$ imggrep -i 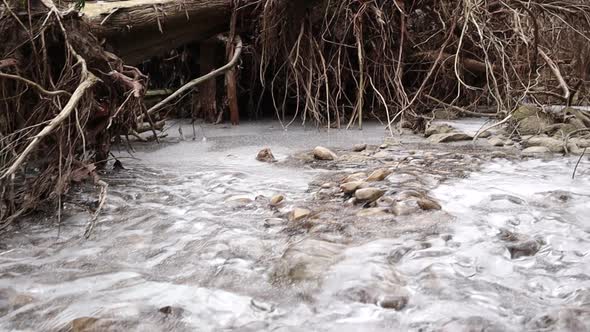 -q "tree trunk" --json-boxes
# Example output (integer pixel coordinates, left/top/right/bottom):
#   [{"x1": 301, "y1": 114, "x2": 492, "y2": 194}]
[
  {"x1": 86, "y1": 0, "x2": 232, "y2": 64},
  {"x1": 198, "y1": 41, "x2": 218, "y2": 122}
]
